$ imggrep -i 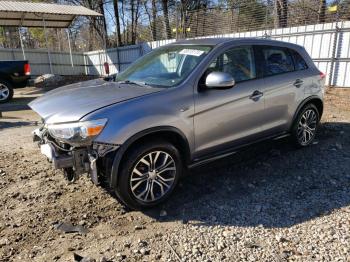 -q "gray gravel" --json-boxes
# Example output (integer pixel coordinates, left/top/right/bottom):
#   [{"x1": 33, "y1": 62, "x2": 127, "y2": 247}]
[{"x1": 0, "y1": 88, "x2": 349, "y2": 261}]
